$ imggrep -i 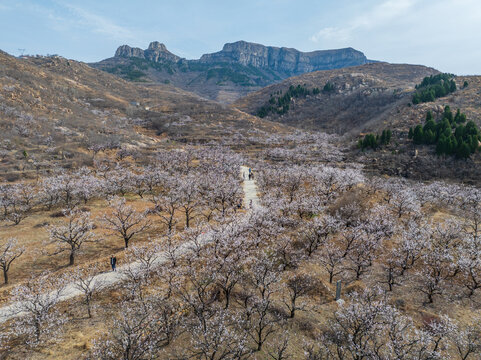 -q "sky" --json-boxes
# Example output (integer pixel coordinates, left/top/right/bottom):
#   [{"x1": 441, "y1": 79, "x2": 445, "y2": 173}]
[{"x1": 0, "y1": 0, "x2": 480, "y2": 74}]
